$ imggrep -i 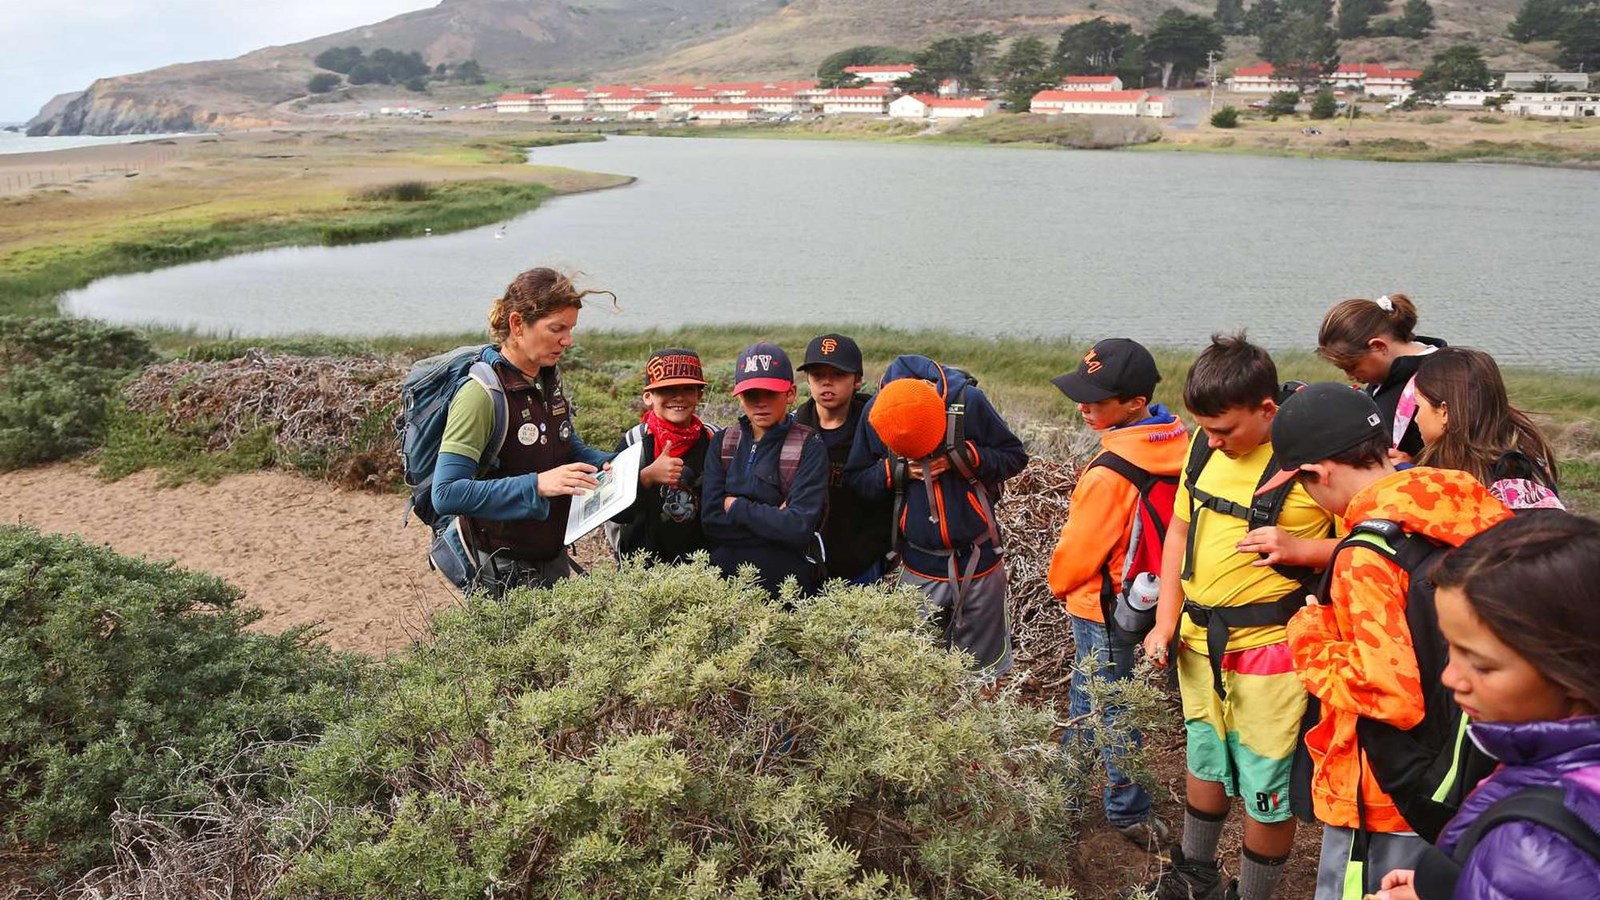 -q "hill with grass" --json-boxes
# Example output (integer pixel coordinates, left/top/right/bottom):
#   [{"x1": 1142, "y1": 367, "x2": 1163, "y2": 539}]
[{"x1": 28, "y1": 0, "x2": 1547, "y2": 135}]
